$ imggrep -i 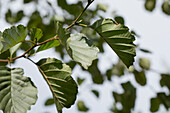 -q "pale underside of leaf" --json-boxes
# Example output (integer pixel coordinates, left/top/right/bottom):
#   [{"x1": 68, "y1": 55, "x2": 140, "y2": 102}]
[
  {"x1": 36, "y1": 58, "x2": 78, "y2": 113},
  {"x1": 0, "y1": 66, "x2": 38, "y2": 113},
  {"x1": 91, "y1": 19, "x2": 136, "y2": 67}
]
